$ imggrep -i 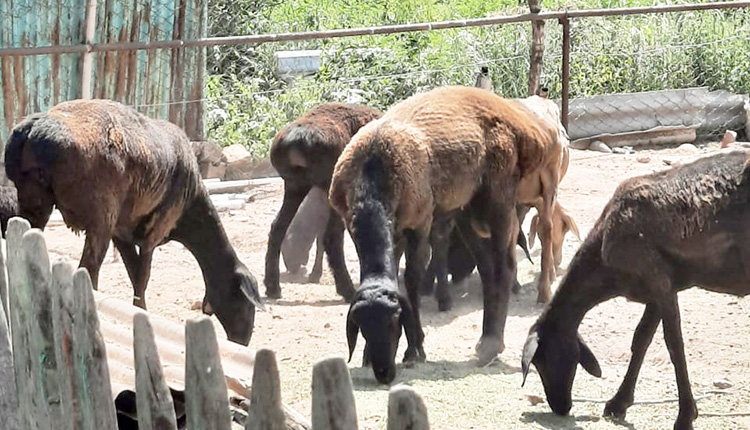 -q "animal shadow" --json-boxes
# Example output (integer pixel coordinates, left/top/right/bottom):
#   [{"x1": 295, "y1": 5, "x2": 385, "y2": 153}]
[{"x1": 521, "y1": 411, "x2": 636, "y2": 430}]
